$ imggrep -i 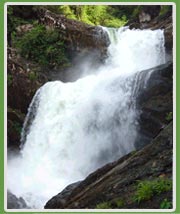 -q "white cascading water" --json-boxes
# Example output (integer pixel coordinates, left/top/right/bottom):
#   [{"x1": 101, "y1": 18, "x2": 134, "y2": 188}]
[{"x1": 7, "y1": 27, "x2": 166, "y2": 209}]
